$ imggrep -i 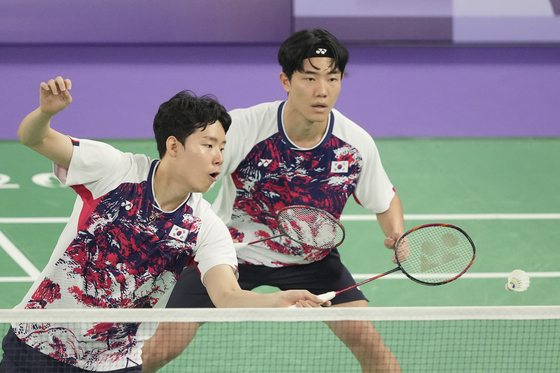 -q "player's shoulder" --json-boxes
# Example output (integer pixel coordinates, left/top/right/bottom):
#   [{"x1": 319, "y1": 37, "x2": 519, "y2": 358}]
[
  {"x1": 229, "y1": 101, "x2": 282, "y2": 121},
  {"x1": 72, "y1": 138, "x2": 153, "y2": 174},
  {"x1": 331, "y1": 108, "x2": 376, "y2": 146},
  {"x1": 186, "y1": 193, "x2": 216, "y2": 220},
  {"x1": 187, "y1": 192, "x2": 210, "y2": 209},
  {"x1": 78, "y1": 138, "x2": 152, "y2": 160},
  {"x1": 227, "y1": 101, "x2": 283, "y2": 141}
]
